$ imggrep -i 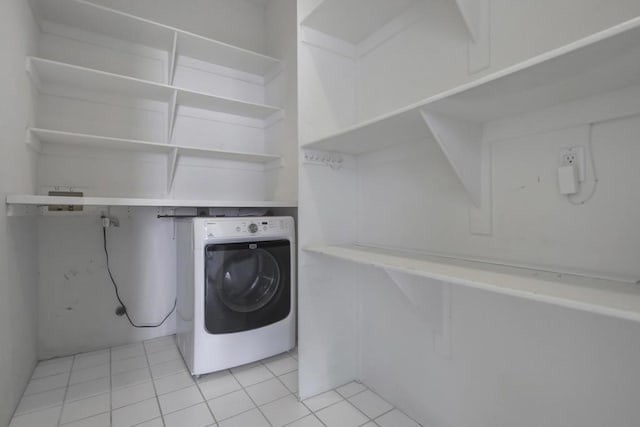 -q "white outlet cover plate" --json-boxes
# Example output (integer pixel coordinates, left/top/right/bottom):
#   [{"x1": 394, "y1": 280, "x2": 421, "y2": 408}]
[{"x1": 559, "y1": 146, "x2": 585, "y2": 181}]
